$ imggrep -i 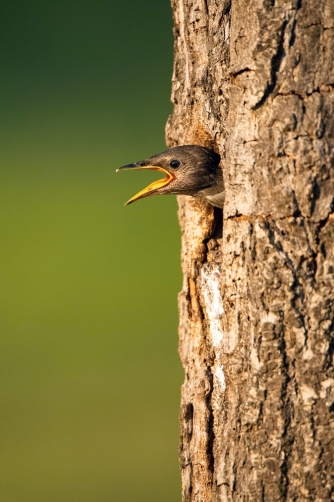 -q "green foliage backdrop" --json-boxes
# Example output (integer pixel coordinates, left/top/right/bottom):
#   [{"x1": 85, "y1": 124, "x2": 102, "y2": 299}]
[{"x1": 0, "y1": 1, "x2": 182, "y2": 501}]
